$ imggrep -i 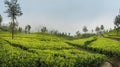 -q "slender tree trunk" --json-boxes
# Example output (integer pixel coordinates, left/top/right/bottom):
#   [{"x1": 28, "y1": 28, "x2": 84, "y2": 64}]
[{"x1": 12, "y1": 18, "x2": 15, "y2": 39}]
